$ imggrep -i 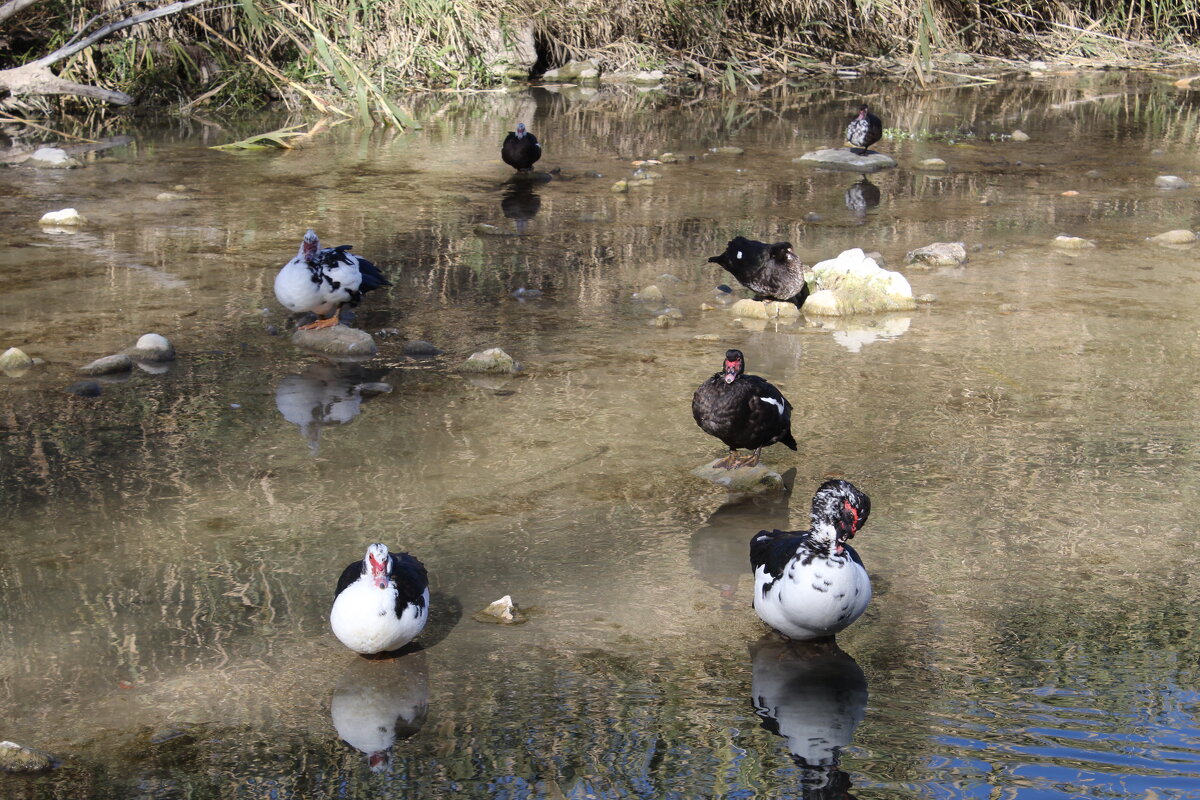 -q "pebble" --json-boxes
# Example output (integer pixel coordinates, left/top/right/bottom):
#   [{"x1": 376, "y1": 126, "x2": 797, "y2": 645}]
[
  {"x1": 905, "y1": 242, "x2": 968, "y2": 267},
  {"x1": 29, "y1": 148, "x2": 79, "y2": 169},
  {"x1": 1051, "y1": 235, "x2": 1095, "y2": 249},
  {"x1": 39, "y1": 208, "x2": 87, "y2": 226},
  {"x1": 65, "y1": 381, "x2": 102, "y2": 397},
  {"x1": 709, "y1": 146, "x2": 744, "y2": 155},
  {"x1": 634, "y1": 285, "x2": 665, "y2": 303},
  {"x1": 1011, "y1": 130, "x2": 1030, "y2": 142},
  {"x1": 155, "y1": 192, "x2": 191, "y2": 202},
  {"x1": 125, "y1": 333, "x2": 175, "y2": 362},
  {"x1": 0, "y1": 741, "x2": 56, "y2": 772},
  {"x1": 472, "y1": 595, "x2": 528, "y2": 624},
  {"x1": 916, "y1": 158, "x2": 948, "y2": 171},
  {"x1": 402, "y1": 340, "x2": 444, "y2": 356},
  {"x1": 1148, "y1": 229, "x2": 1197, "y2": 245},
  {"x1": 78, "y1": 354, "x2": 133, "y2": 376},
  {"x1": 610, "y1": 180, "x2": 629, "y2": 193},
  {"x1": 511, "y1": 287, "x2": 543, "y2": 300},
  {"x1": 458, "y1": 347, "x2": 520, "y2": 374},
  {"x1": 0, "y1": 347, "x2": 34, "y2": 376},
  {"x1": 1155, "y1": 175, "x2": 1190, "y2": 190},
  {"x1": 291, "y1": 326, "x2": 377, "y2": 357}
]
